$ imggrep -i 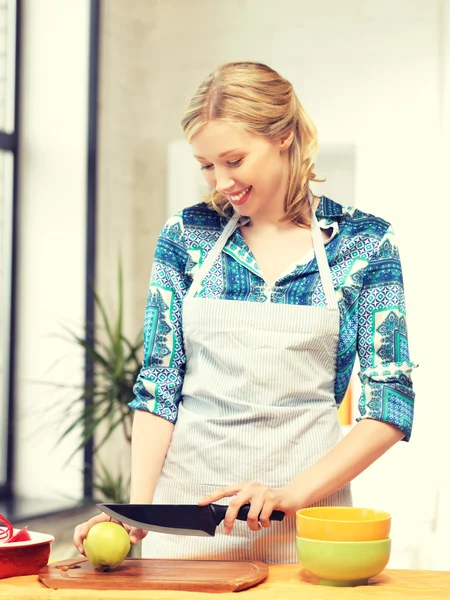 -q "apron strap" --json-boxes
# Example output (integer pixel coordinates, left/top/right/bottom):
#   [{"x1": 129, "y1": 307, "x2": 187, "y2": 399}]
[
  {"x1": 309, "y1": 192, "x2": 338, "y2": 310},
  {"x1": 186, "y1": 212, "x2": 240, "y2": 300},
  {"x1": 186, "y1": 193, "x2": 337, "y2": 310}
]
